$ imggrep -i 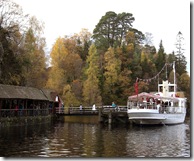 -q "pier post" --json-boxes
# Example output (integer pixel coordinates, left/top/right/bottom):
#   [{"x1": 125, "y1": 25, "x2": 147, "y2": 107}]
[
  {"x1": 98, "y1": 107, "x2": 103, "y2": 122},
  {"x1": 108, "y1": 110, "x2": 112, "y2": 124}
]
